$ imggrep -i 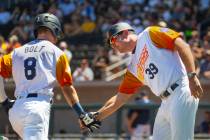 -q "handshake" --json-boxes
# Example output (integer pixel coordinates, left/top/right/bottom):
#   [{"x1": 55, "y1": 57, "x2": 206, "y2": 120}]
[{"x1": 79, "y1": 112, "x2": 101, "y2": 133}]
